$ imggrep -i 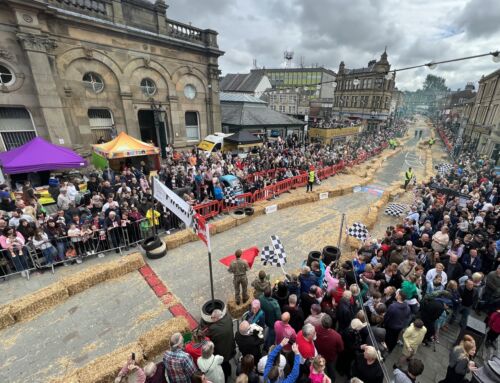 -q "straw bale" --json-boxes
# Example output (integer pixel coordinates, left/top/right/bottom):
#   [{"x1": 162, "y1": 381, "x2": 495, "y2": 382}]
[
  {"x1": 165, "y1": 230, "x2": 193, "y2": 250},
  {"x1": 328, "y1": 188, "x2": 342, "y2": 198},
  {"x1": 277, "y1": 199, "x2": 296, "y2": 210},
  {"x1": 365, "y1": 208, "x2": 379, "y2": 229},
  {"x1": 61, "y1": 263, "x2": 111, "y2": 296},
  {"x1": 138, "y1": 317, "x2": 190, "y2": 360},
  {"x1": 340, "y1": 185, "x2": 355, "y2": 195},
  {"x1": 0, "y1": 305, "x2": 14, "y2": 330},
  {"x1": 235, "y1": 214, "x2": 252, "y2": 226},
  {"x1": 104, "y1": 252, "x2": 145, "y2": 279},
  {"x1": 76, "y1": 342, "x2": 144, "y2": 383},
  {"x1": 213, "y1": 216, "x2": 237, "y2": 233},
  {"x1": 346, "y1": 236, "x2": 362, "y2": 250},
  {"x1": 9, "y1": 282, "x2": 69, "y2": 322},
  {"x1": 227, "y1": 291, "x2": 253, "y2": 319},
  {"x1": 253, "y1": 205, "x2": 266, "y2": 216},
  {"x1": 49, "y1": 371, "x2": 80, "y2": 383}
]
